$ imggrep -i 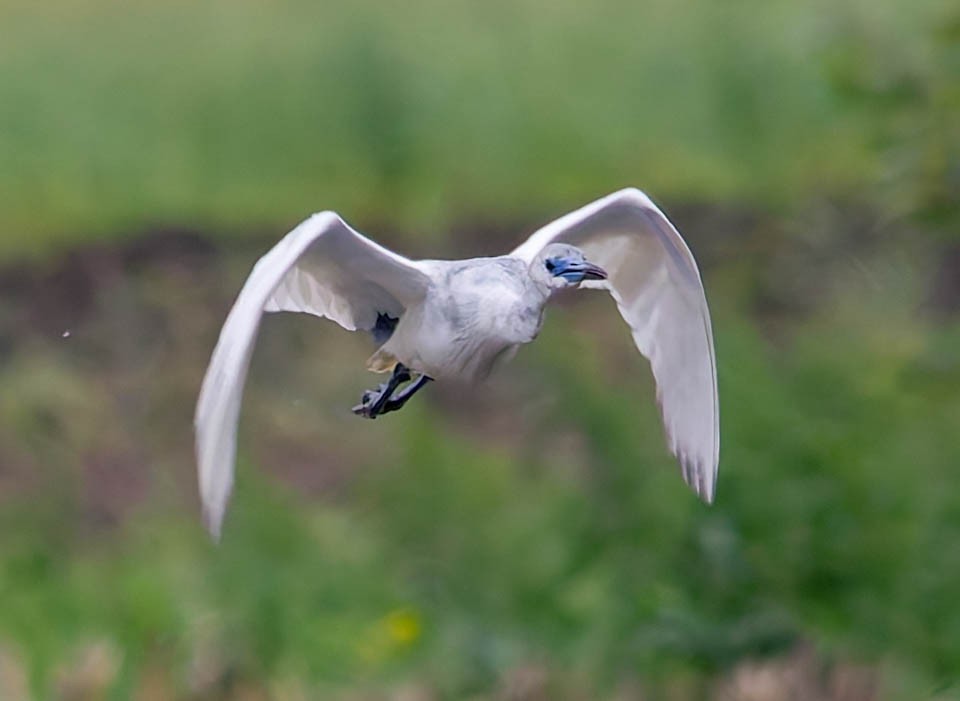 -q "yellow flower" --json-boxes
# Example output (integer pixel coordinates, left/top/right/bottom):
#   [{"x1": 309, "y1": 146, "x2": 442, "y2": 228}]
[
  {"x1": 384, "y1": 608, "x2": 422, "y2": 646},
  {"x1": 356, "y1": 607, "x2": 424, "y2": 666}
]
